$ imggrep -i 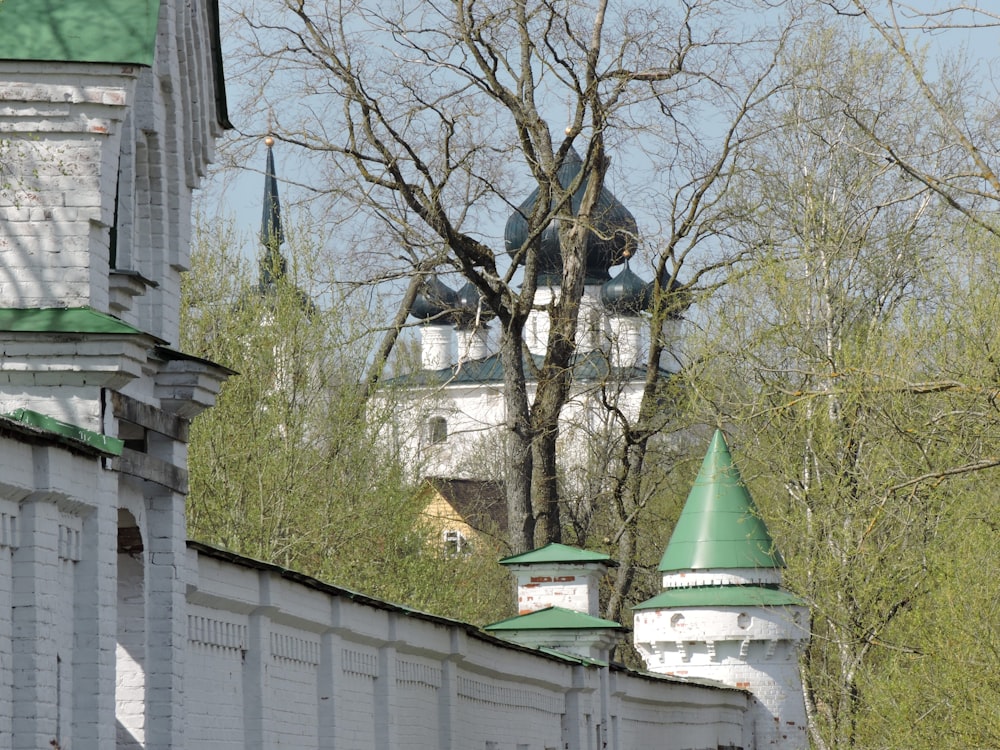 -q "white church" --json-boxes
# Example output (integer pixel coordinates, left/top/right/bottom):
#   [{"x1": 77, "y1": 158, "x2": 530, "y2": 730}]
[
  {"x1": 0, "y1": 1, "x2": 811, "y2": 748},
  {"x1": 387, "y1": 152, "x2": 684, "y2": 482}
]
